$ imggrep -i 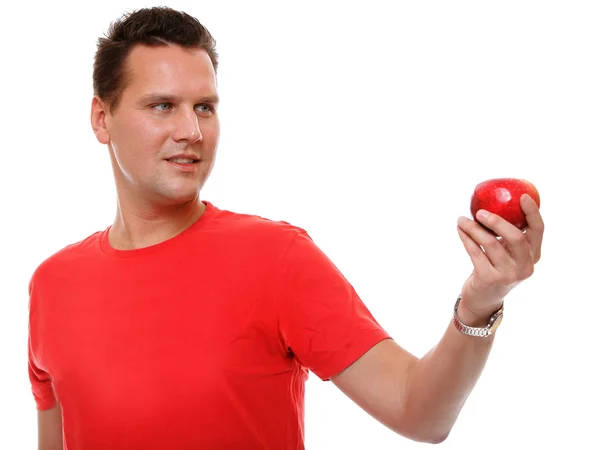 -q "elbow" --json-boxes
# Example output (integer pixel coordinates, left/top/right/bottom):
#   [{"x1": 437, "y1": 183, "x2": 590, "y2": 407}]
[
  {"x1": 390, "y1": 416, "x2": 452, "y2": 444},
  {"x1": 411, "y1": 429, "x2": 450, "y2": 445},
  {"x1": 392, "y1": 396, "x2": 454, "y2": 444},
  {"x1": 428, "y1": 431, "x2": 450, "y2": 444},
  {"x1": 401, "y1": 430, "x2": 450, "y2": 445}
]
